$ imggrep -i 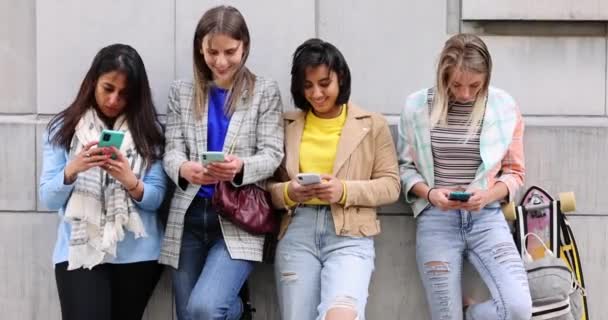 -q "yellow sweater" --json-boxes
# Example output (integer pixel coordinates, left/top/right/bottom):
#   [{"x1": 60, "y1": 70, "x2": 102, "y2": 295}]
[{"x1": 284, "y1": 106, "x2": 347, "y2": 206}]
